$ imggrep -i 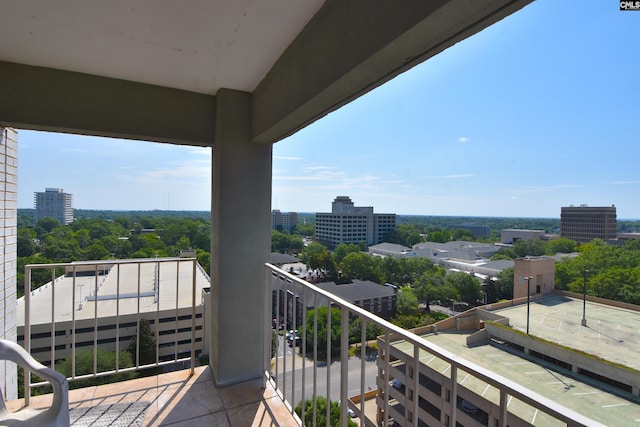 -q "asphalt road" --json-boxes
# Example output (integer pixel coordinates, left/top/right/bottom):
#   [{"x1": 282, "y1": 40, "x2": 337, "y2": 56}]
[{"x1": 273, "y1": 336, "x2": 379, "y2": 405}]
